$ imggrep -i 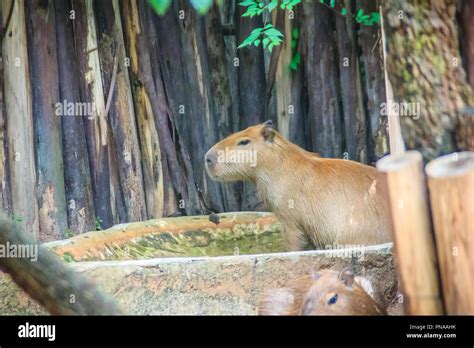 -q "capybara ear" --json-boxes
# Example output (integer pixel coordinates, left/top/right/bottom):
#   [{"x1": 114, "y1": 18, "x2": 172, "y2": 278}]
[
  {"x1": 301, "y1": 298, "x2": 315, "y2": 315},
  {"x1": 310, "y1": 270, "x2": 321, "y2": 281},
  {"x1": 261, "y1": 120, "x2": 275, "y2": 142},
  {"x1": 262, "y1": 120, "x2": 273, "y2": 127},
  {"x1": 338, "y1": 267, "x2": 355, "y2": 287}
]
